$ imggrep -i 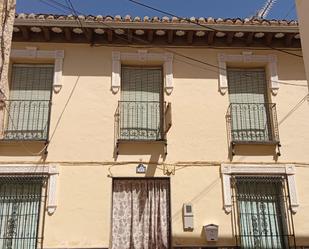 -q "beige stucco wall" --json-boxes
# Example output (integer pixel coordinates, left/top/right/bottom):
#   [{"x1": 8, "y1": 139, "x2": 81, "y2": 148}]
[
  {"x1": 4, "y1": 42, "x2": 309, "y2": 248},
  {"x1": 296, "y1": 0, "x2": 309, "y2": 91}
]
